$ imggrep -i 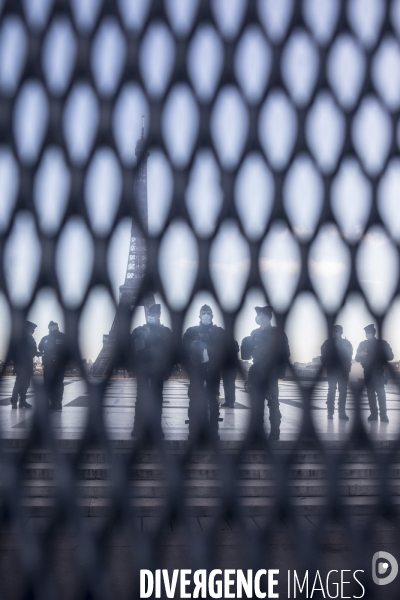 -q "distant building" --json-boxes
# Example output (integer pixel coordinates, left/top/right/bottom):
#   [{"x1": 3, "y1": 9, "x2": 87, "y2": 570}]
[
  {"x1": 1, "y1": 360, "x2": 14, "y2": 376},
  {"x1": 293, "y1": 358, "x2": 322, "y2": 379},
  {"x1": 33, "y1": 357, "x2": 43, "y2": 375},
  {"x1": 239, "y1": 360, "x2": 251, "y2": 373},
  {"x1": 65, "y1": 361, "x2": 83, "y2": 377}
]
